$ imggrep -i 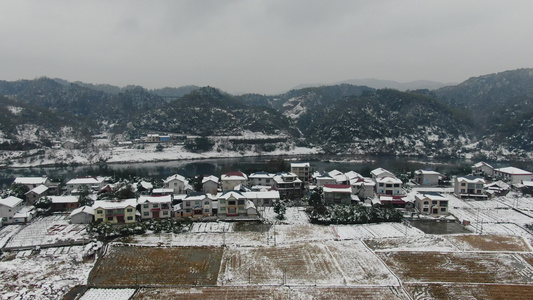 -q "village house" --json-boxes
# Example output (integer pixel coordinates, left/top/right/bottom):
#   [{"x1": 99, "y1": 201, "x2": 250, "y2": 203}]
[
  {"x1": 0, "y1": 196, "x2": 25, "y2": 224},
  {"x1": 13, "y1": 176, "x2": 52, "y2": 190},
  {"x1": 69, "y1": 206, "x2": 94, "y2": 224},
  {"x1": 93, "y1": 199, "x2": 137, "y2": 224},
  {"x1": 152, "y1": 188, "x2": 174, "y2": 196},
  {"x1": 350, "y1": 177, "x2": 375, "y2": 199},
  {"x1": 312, "y1": 171, "x2": 337, "y2": 187},
  {"x1": 220, "y1": 171, "x2": 248, "y2": 191},
  {"x1": 138, "y1": 195, "x2": 173, "y2": 220},
  {"x1": 66, "y1": 177, "x2": 107, "y2": 194},
  {"x1": 25, "y1": 185, "x2": 49, "y2": 205},
  {"x1": 176, "y1": 193, "x2": 214, "y2": 218},
  {"x1": 217, "y1": 190, "x2": 258, "y2": 218},
  {"x1": 415, "y1": 192, "x2": 449, "y2": 215},
  {"x1": 248, "y1": 172, "x2": 275, "y2": 187},
  {"x1": 12, "y1": 206, "x2": 35, "y2": 224},
  {"x1": 242, "y1": 190, "x2": 280, "y2": 207},
  {"x1": 328, "y1": 170, "x2": 350, "y2": 185},
  {"x1": 322, "y1": 184, "x2": 358, "y2": 205},
  {"x1": 454, "y1": 176, "x2": 487, "y2": 199},
  {"x1": 273, "y1": 172, "x2": 303, "y2": 199},
  {"x1": 201, "y1": 175, "x2": 219, "y2": 195},
  {"x1": 370, "y1": 168, "x2": 395, "y2": 180},
  {"x1": 492, "y1": 167, "x2": 533, "y2": 184},
  {"x1": 472, "y1": 161, "x2": 494, "y2": 177},
  {"x1": 414, "y1": 170, "x2": 442, "y2": 186},
  {"x1": 163, "y1": 174, "x2": 188, "y2": 194},
  {"x1": 375, "y1": 176, "x2": 403, "y2": 196},
  {"x1": 290, "y1": 162, "x2": 310, "y2": 184},
  {"x1": 49, "y1": 195, "x2": 80, "y2": 212}
]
